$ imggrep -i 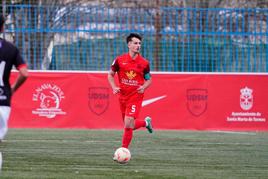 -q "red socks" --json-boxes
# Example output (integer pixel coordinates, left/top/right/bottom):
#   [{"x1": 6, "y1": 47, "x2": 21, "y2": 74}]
[
  {"x1": 121, "y1": 120, "x2": 146, "y2": 148},
  {"x1": 122, "y1": 128, "x2": 133, "y2": 148},
  {"x1": 134, "y1": 120, "x2": 146, "y2": 130}
]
